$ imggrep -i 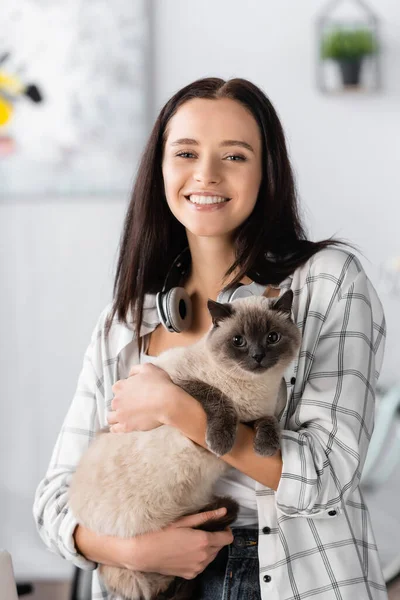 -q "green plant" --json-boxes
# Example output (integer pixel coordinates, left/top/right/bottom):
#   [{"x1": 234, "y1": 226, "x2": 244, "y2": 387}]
[{"x1": 321, "y1": 28, "x2": 377, "y2": 61}]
